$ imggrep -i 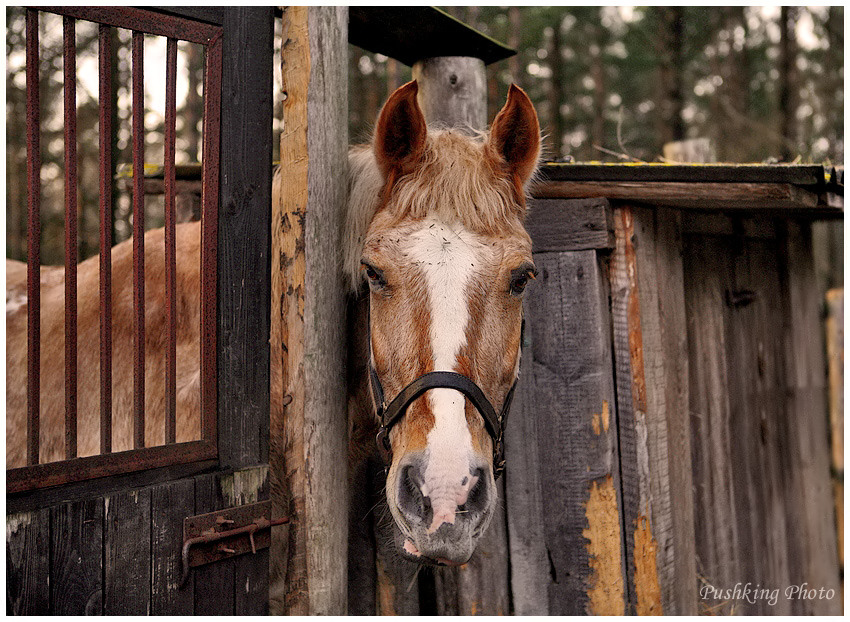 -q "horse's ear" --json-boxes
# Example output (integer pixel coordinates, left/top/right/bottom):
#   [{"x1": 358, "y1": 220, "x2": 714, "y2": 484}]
[
  {"x1": 373, "y1": 81, "x2": 427, "y2": 179},
  {"x1": 487, "y1": 84, "x2": 540, "y2": 186}
]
